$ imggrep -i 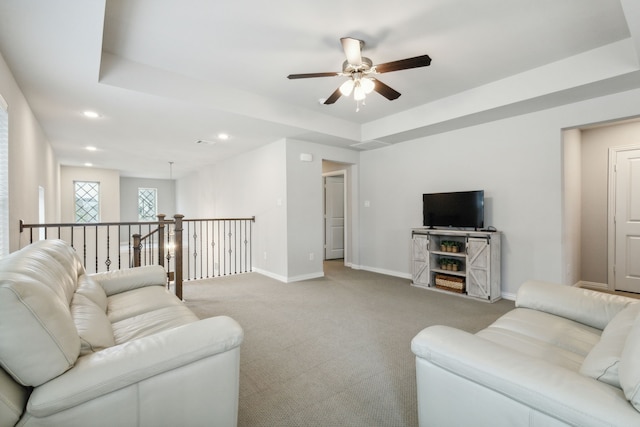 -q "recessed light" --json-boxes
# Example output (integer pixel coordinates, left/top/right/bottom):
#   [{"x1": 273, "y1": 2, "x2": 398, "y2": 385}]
[
  {"x1": 217, "y1": 133, "x2": 229, "y2": 140},
  {"x1": 86, "y1": 146, "x2": 97, "y2": 151},
  {"x1": 84, "y1": 162, "x2": 93, "y2": 167},
  {"x1": 83, "y1": 111, "x2": 100, "y2": 119}
]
